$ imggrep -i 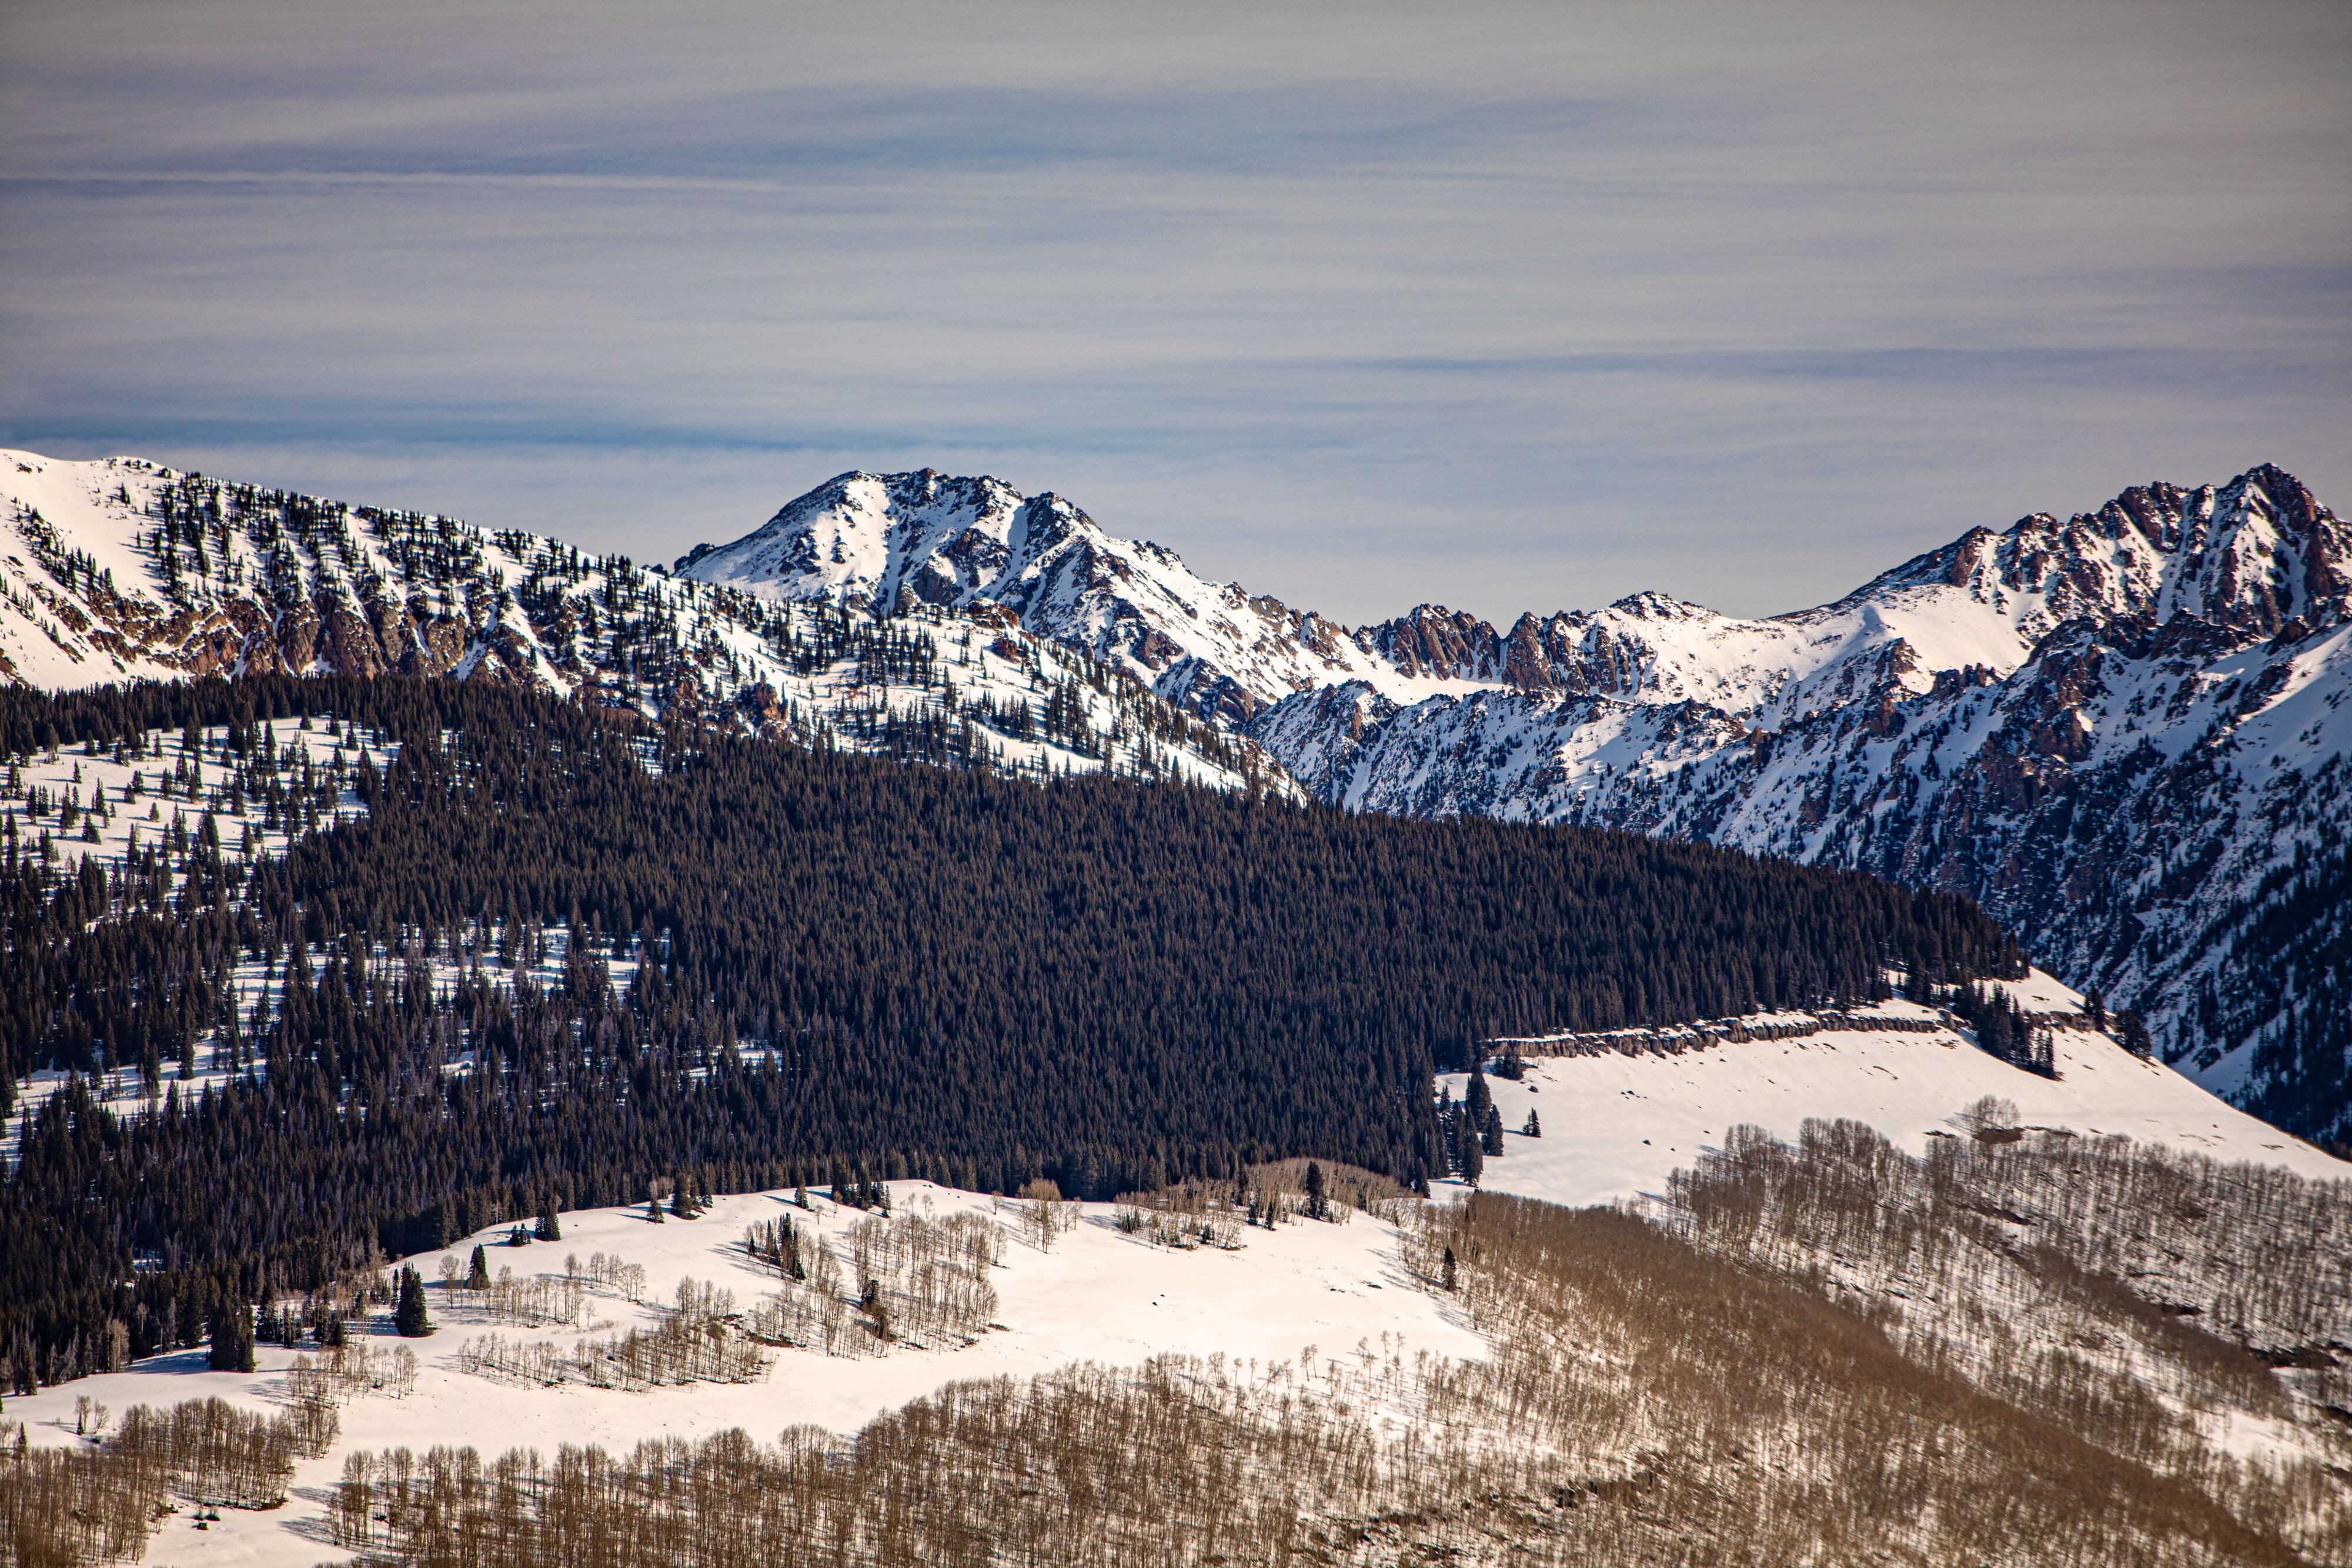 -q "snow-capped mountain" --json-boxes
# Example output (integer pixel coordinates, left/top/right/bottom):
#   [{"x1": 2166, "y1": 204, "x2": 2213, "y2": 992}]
[
  {"x1": 5, "y1": 447, "x2": 2346, "y2": 1143},
  {"x1": 671, "y1": 459, "x2": 2351, "y2": 1142},
  {"x1": 673, "y1": 469, "x2": 1476, "y2": 725},
  {"x1": 1249, "y1": 468, "x2": 2352, "y2": 1144},
  {"x1": 0, "y1": 450, "x2": 1287, "y2": 794}
]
